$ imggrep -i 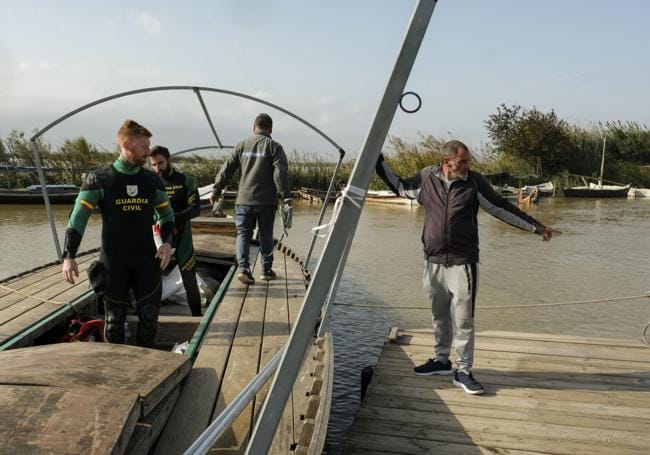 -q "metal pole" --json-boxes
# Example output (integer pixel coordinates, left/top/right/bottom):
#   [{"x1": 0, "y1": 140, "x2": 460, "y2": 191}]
[
  {"x1": 31, "y1": 138, "x2": 62, "y2": 260},
  {"x1": 303, "y1": 147, "x2": 346, "y2": 269},
  {"x1": 246, "y1": 2, "x2": 437, "y2": 453},
  {"x1": 317, "y1": 230, "x2": 354, "y2": 338},
  {"x1": 194, "y1": 88, "x2": 224, "y2": 148},
  {"x1": 184, "y1": 346, "x2": 286, "y2": 455},
  {"x1": 598, "y1": 135, "x2": 606, "y2": 189}
]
